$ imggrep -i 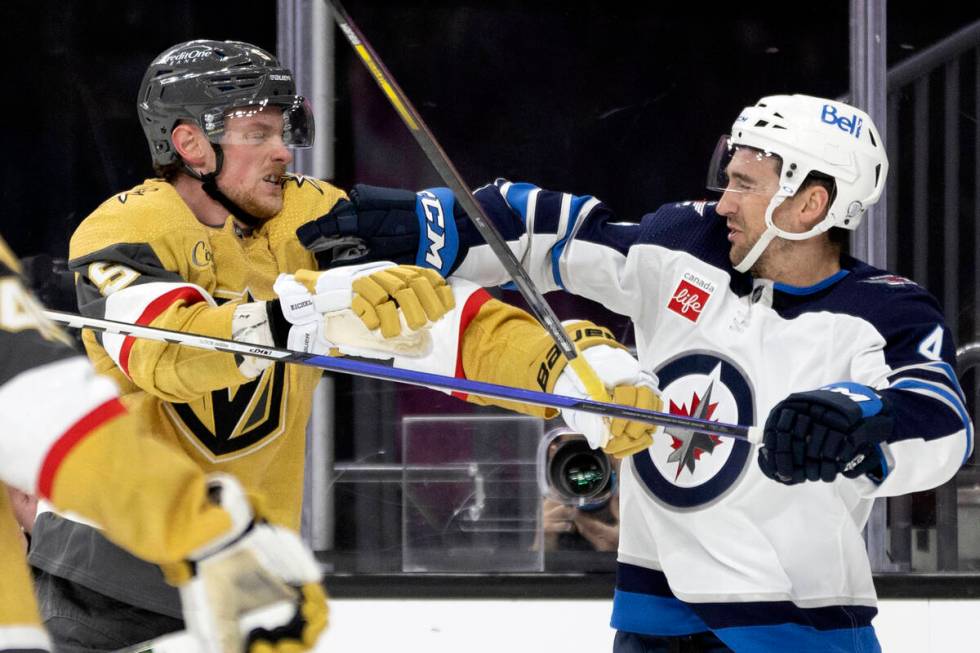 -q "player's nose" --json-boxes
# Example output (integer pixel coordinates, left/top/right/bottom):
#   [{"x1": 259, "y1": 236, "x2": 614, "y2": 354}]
[{"x1": 716, "y1": 189, "x2": 739, "y2": 217}]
